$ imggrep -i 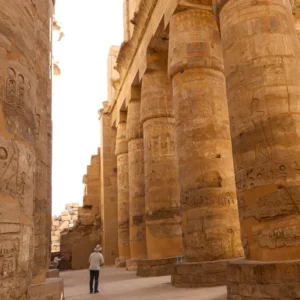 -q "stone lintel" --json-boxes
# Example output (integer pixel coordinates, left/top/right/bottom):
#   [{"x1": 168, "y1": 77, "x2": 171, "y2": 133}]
[
  {"x1": 29, "y1": 278, "x2": 64, "y2": 300},
  {"x1": 227, "y1": 258, "x2": 300, "y2": 299},
  {"x1": 171, "y1": 259, "x2": 232, "y2": 288},
  {"x1": 176, "y1": 0, "x2": 213, "y2": 12},
  {"x1": 137, "y1": 257, "x2": 179, "y2": 277},
  {"x1": 111, "y1": 0, "x2": 178, "y2": 125}
]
